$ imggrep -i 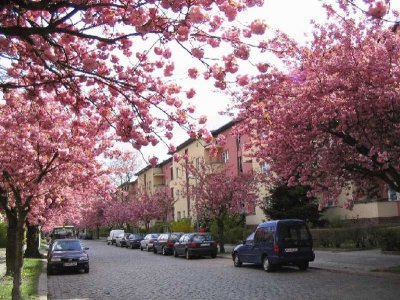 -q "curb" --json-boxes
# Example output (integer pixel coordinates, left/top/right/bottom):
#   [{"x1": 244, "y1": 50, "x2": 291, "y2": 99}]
[{"x1": 37, "y1": 259, "x2": 47, "y2": 300}]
